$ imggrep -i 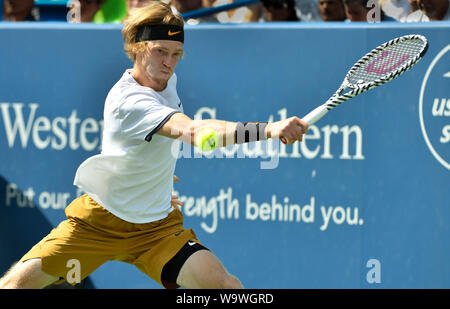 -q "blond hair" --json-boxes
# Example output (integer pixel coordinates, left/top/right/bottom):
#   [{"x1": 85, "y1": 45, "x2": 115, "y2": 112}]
[{"x1": 122, "y1": 1, "x2": 184, "y2": 62}]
